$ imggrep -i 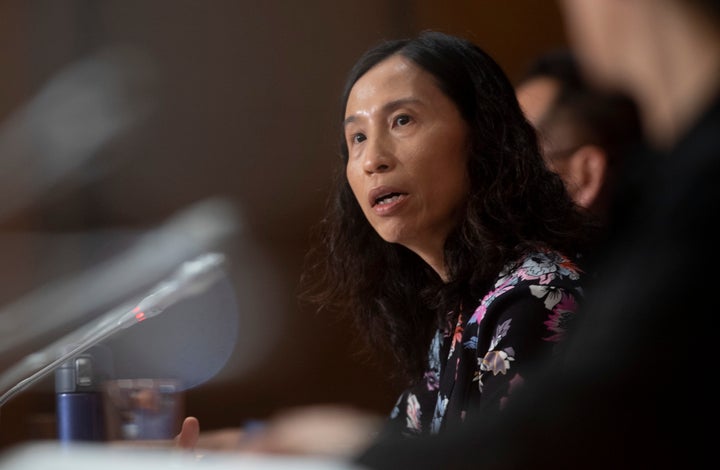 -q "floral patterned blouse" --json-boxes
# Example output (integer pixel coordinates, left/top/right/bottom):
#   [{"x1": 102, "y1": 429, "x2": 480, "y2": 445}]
[{"x1": 386, "y1": 250, "x2": 583, "y2": 436}]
